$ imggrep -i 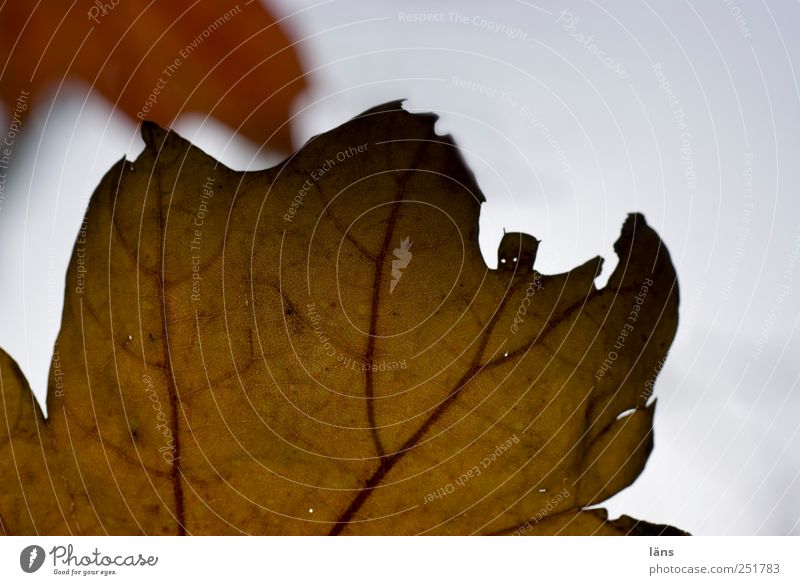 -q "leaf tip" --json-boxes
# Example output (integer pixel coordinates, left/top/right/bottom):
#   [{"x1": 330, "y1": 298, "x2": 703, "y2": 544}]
[
  {"x1": 140, "y1": 120, "x2": 169, "y2": 152},
  {"x1": 626, "y1": 211, "x2": 648, "y2": 224},
  {"x1": 618, "y1": 212, "x2": 650, "y2": 243}
]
